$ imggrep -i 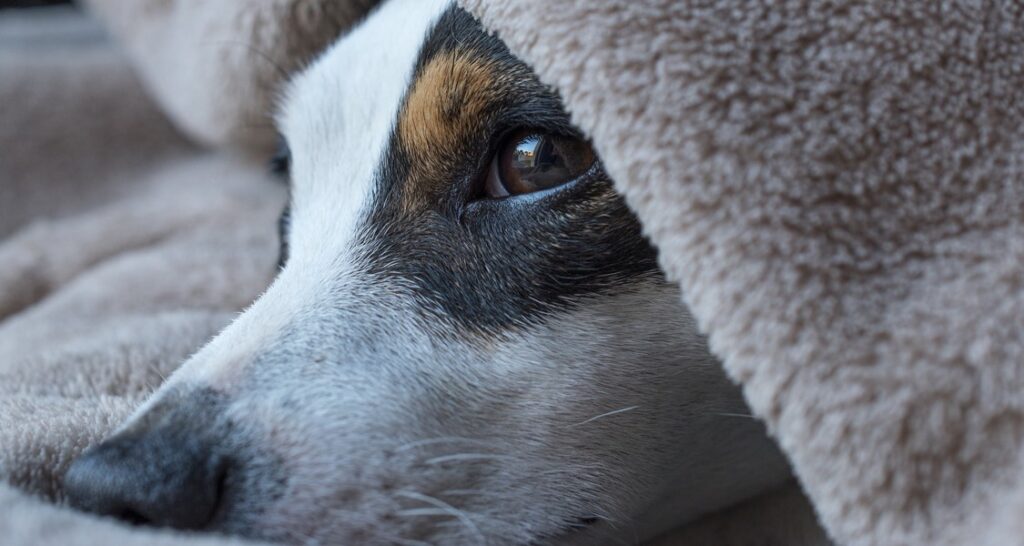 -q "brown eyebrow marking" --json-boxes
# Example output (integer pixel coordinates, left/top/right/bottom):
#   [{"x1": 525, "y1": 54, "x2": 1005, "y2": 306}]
[{"x1": 396, "y1": 50, "x2": 502, "y2": 210}]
